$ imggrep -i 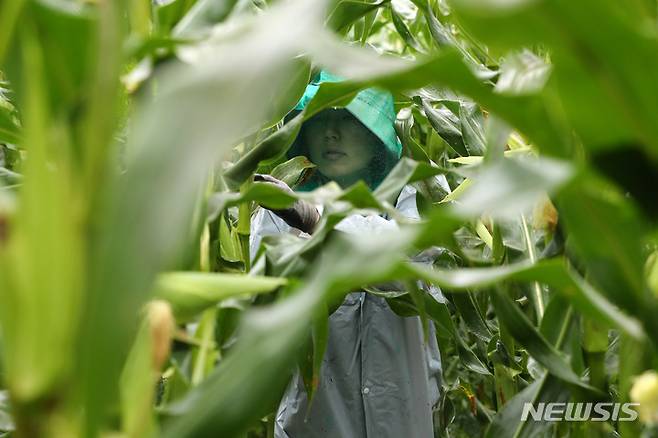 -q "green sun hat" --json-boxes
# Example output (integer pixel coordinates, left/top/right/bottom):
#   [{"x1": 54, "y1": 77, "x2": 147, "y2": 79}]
[
  {"x1": 288, "y1": 71, "x2": 402, "y2": 190},
  {"x1": 293, "y1": 71, "x2": 402, "y2": 160}
]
